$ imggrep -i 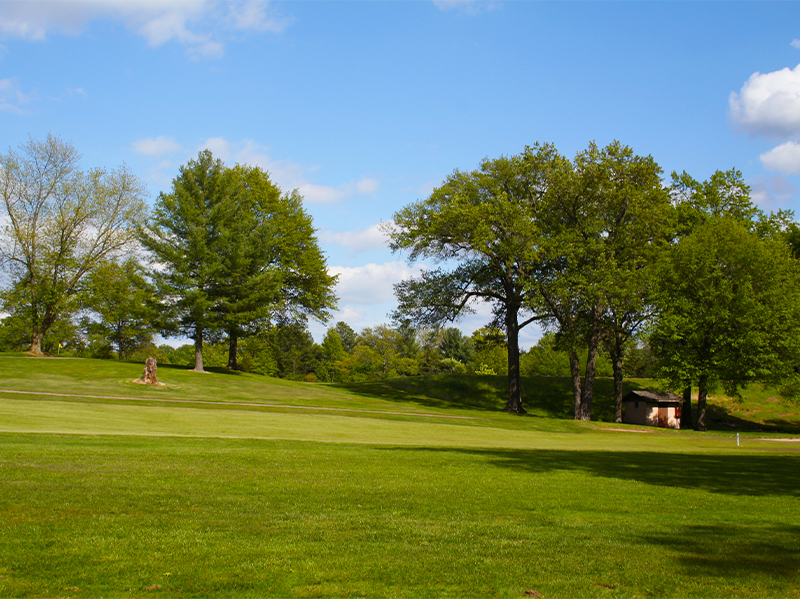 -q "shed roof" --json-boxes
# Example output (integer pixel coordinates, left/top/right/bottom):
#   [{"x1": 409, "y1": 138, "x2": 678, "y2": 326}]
[{"x1": 623, "y1": 390, "x2": 682, "y2": 405}]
